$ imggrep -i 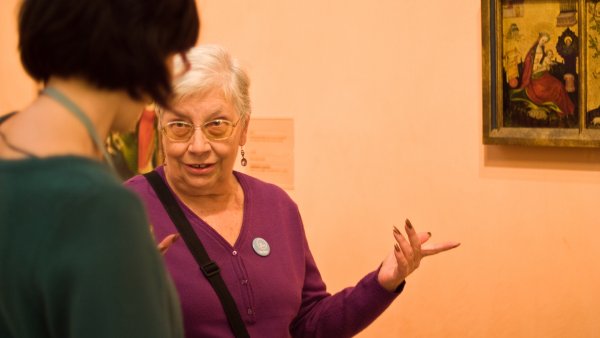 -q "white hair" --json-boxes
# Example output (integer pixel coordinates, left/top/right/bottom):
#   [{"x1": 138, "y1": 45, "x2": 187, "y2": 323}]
[{"x1": 160, "y1": 44, "x2": 251, "y2": 121}]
